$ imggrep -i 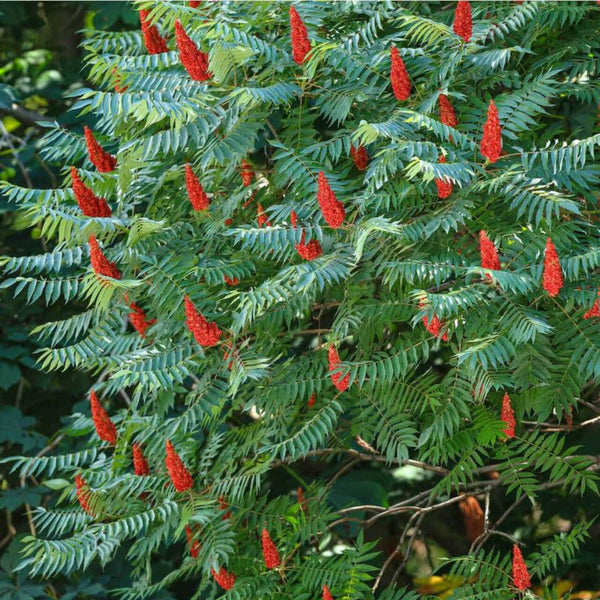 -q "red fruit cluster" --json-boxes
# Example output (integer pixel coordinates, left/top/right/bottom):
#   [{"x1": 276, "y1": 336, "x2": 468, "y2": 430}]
[
  {"x1": 139, "y1": 9, "x2": 168, "y2": 55},
  {"x1": 420, "y1": 300, "x2": 448, "y2": 341},
  {"x1": 289, "y1": 5, "x2": 311, "y2": 65},
  {"x1": 423, "y1": 313, "x2": 448, "y2": 341},
  {"x1": 185, "y1": 525, "x2": 201, "y2": 558},
  {"x1": 323, "y1": 585, "x2": 334, "y2": 600},
  {"x1": 128, "y1": 300, "x2": 155, "y2": 338},
  {"x1": 165, "y1": 440, "x2": 194, "y2": 492},
  {"x1": 307, "y1": 393, "x2": 316, "y2": 409},
  {"x1": 501, "y1": 393, "x2": 516, "y2": 438},
  {"x1": 295, "y1": 231, "x2": 322, "y2": 261},
  {"x1": 261, "y1": 528, "x2": 281, "y2": 569},
  {"x1": 257, "y1": 203, "x2": 271, "y2": 227},
  {"x1": 71, "y1": 168, "x2": 111, "y2": 217},
  {"x1": 184, "y1": 296, "x2": 222, "y2": 347},
  {"x1": 453, "y1": 0, "x2": 472, "y2": 42},
  {"x1": 479, "y1": 230, "x2": 500, "y2": 272},
  {"x1": 133, "y1": 443, "x2": 150, "y2": 476},
  {"x1": 350, "y1": 145, "x2": 368, "y2": 171},
  {"x1": 480, "y1": 100, "x2": 502, "y2": 163},
  {"x1": 219, "y1": 495, "x2": 231, "y2": 519},
  {"x1": 224, "y1": 275, "x2": 239, "y2": 286},
  {"x1": 90, "y1": 390, "x2": 117, "y2": 444},
  {"x1": 290, "y1": 210, "x2": 298, "y2": 229},
  {"x1": 543, "y1": 237, "x2": 563, "y2": 297},
  {"x1": 435, "y1": 156, "x2": 453, "y2": 199},
  {"x1": 512, "y1": 545, "x2": 531, "y2": 590},
  {"x1": 438, "y1": 94, "x2": 458, "y2": 128},
  {"x1": 584, "y1": 290, "x2": 600, "y2": 319},
  {"x1": 240, "y1": 159, "x2": 253, "y2": 186},
  {"x1": 89, "y1": 235, "x2": 121, "y2": 280},
  {"x1": 211, "y1": 567, "x2": 236, "y2": 591},
  {"x1": 317, "y1": 172, "x2": 345, "y2": 228},
  {"x1": 185, "y1": 164, "x2": 209, "y2": 211},
  {"x1": 175, "y1": 20, "x2": 211, "y2": 81},
  {"x1": 189, "y1": 0, "x2": 201, "y2": 6},
  {"x1": 390, "y1": 46, "x2": 411, "y2": 101},
  {"x1": 75, "y1": 475, "x2": 94, "y2": 516},
  {"x1": 84, "y1": 126, "x2": 116, "y2": 173},
  {"x1": 329, "y1": 345, "x2": 350, "y2": 392}
]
